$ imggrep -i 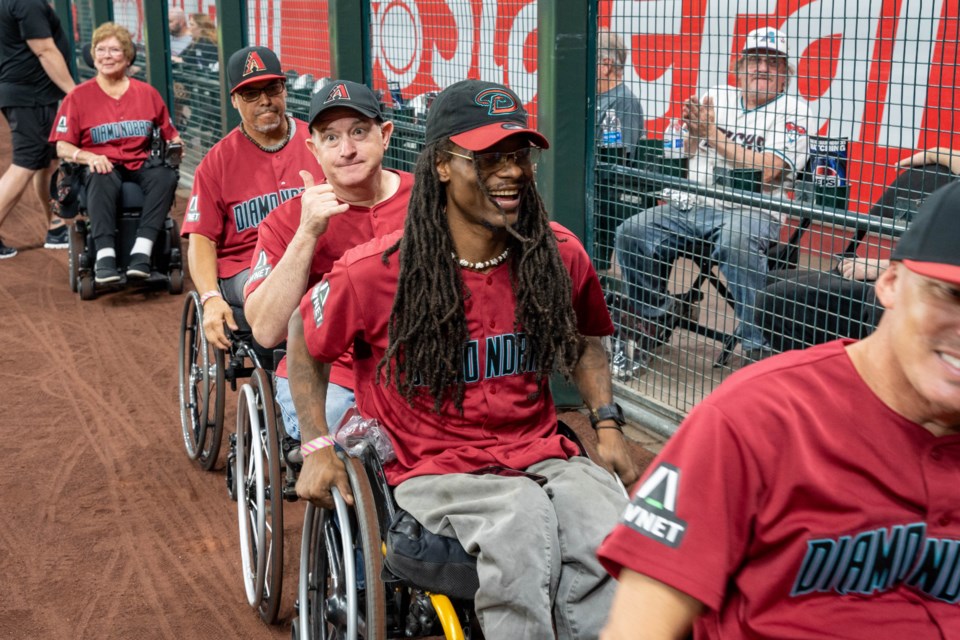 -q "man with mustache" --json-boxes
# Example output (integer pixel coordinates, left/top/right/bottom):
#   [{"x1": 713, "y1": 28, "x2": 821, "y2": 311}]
[
  {"x1": 181, "y1": 46, "x2": 319, "y2": 351},
  {"x1": 612, "y1": 27, "x2": 811, "y2": 376}
]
